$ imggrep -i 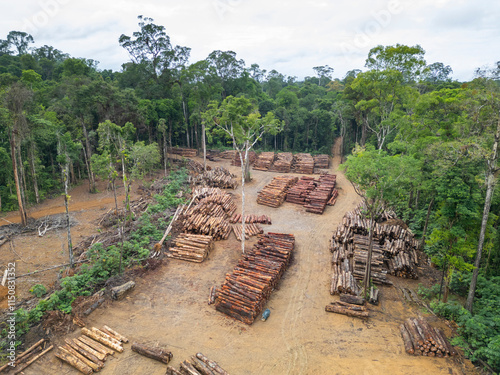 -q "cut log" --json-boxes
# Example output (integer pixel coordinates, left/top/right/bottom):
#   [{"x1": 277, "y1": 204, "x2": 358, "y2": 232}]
[
  {"x1": 180, "y1": 360, "x2": 202, "y2": 375},
  {"x1": 166, "y1": 366, "x2": 184, "y2": 375},
  {"x1": 61, "y1": 344, "x2": 100, "y2": 372},
  {"x1": 339, "y1": 294, "x2": 365, "y2": 305},
  {"x1": 10, "y1": 344, "x2": 53, "y2": 375},
  {"x1": 190, "y1": 355, "x2": 217, "y2": 375},
  {"x1": 68, "y1": 338, "x2": 105, "y2": 365},
  {"x1": 55, "y1": 349, "x2": 93, "y2": 375},
  {"x1": 369, "y1": 286, "x2": 379, "y2": 305},
  {"x1": 196, "y1": 353, "x2": 230, "y2": 375},
  {"x1": 400, "y1": 324, "x2": 415, "y2": 354},
  {"x1": 110, "y1": 280, "x2": 135, "y2": 300},
  {"x1": 77, "y1": 335, "x2": 114, "y2": 356},
  {"x1": 72, "y1": 338, "x2": 107, "y2": 361},
  {"x1": 91, "y1": 327, "x2": 123, "y2": 347},
  {"x1": 81, "y1": 327, "x2": 124, "y2": 352},
  {"x1": 102, "y1": 325, "x2": 128, "y2": 343},
  {"x1": 325, "y1": 304, "x2": 369, "y2": 318},
  {"x1": 131, "y1": 342, "x2": 172, "y2": 364}
]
